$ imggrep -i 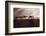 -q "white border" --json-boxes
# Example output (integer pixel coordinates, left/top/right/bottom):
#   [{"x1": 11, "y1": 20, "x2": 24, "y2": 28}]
[{"x1": 8, "y1": 3, "x2": 43, "y2": 33}]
